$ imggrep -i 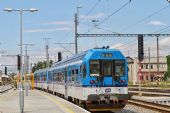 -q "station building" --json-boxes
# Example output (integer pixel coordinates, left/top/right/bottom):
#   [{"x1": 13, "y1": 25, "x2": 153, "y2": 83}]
[{"x1": 127, "y1": 56, "x2": 167, "y2": 85}]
